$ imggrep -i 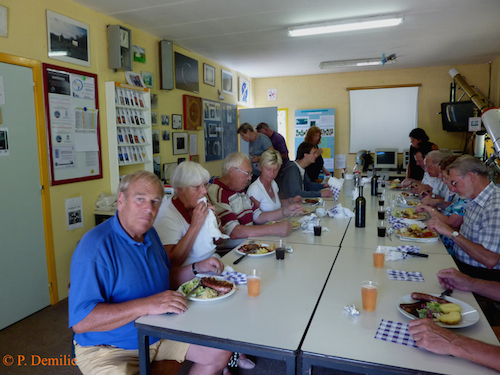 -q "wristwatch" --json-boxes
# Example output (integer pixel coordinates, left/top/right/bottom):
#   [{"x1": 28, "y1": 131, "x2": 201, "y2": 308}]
[
  {"x1": 451, "y1": 231, "x2": 460, "y2": 239},
  {"x1": 192, "y1": 262, "x2": 199, "y2": 275}
]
